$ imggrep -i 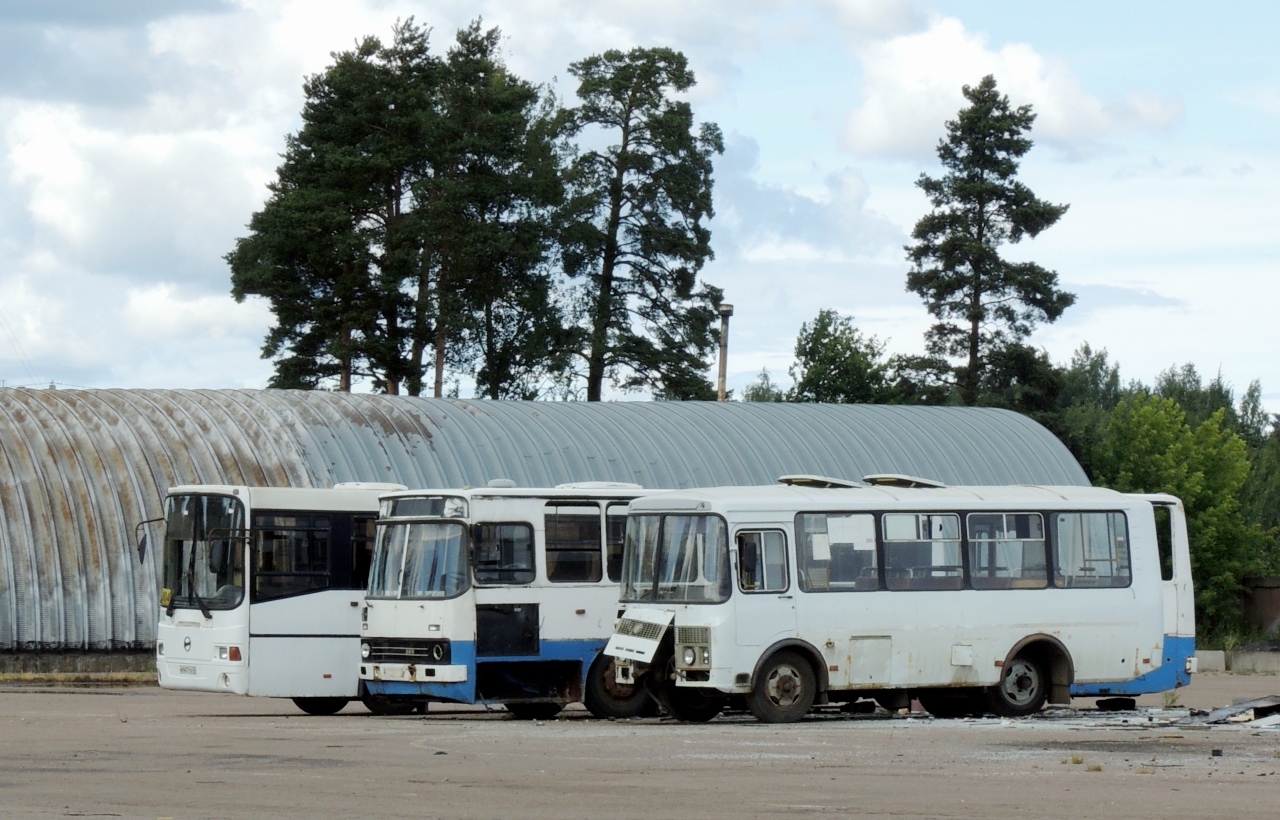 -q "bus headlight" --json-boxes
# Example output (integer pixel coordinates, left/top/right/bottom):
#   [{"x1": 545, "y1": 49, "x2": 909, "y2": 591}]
[
  {"x1": 361, "y1": 642, "x2": 371, "y2": 660},
  {"x1": 682, "y1": 646, "x2": 696, "y2": 666}
]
